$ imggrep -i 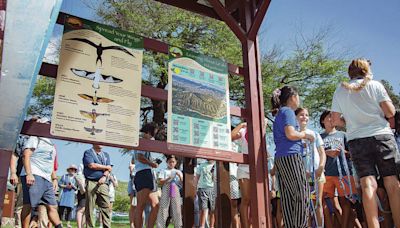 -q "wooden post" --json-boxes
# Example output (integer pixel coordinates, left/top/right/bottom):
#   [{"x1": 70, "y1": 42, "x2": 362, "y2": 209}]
[
  {"x1": 183, "y1": 158, "x2": 196, "y2": 227},
  {"x1": 0, "y1": 150, "x2": 12, "y2": 217},
  {"x1": 216, "y1": 161, "x2": 231, "y2": 227}
]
